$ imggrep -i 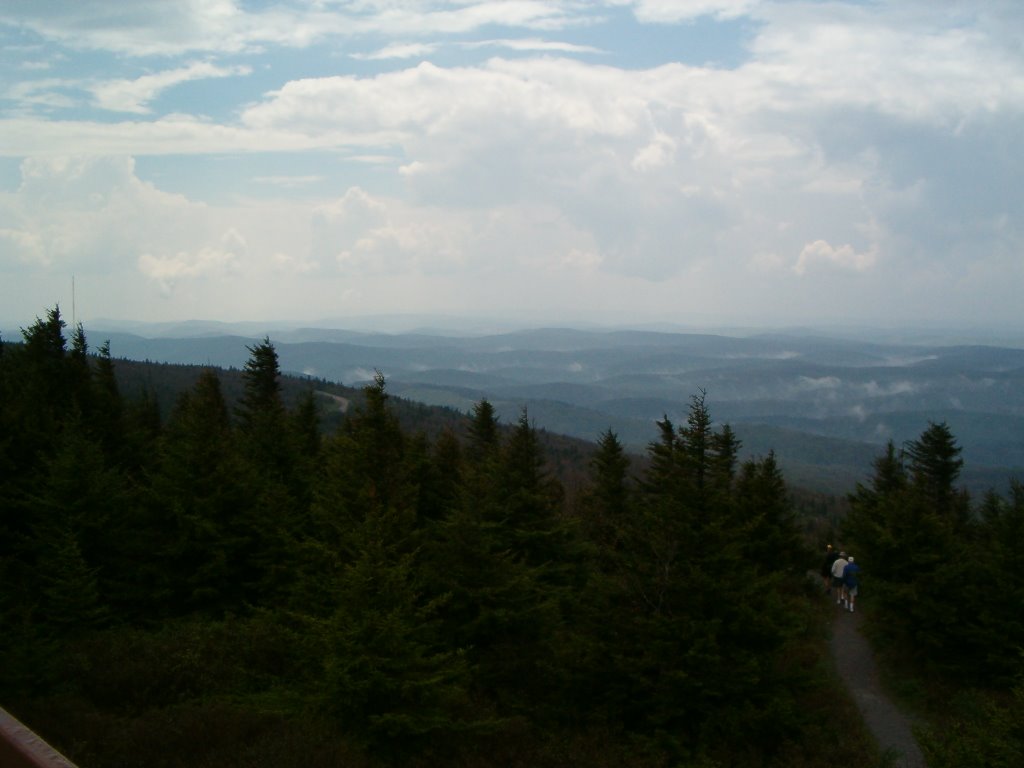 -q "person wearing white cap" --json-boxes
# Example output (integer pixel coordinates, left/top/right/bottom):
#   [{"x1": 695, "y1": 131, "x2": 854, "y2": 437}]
[{"x1": 843, "y1": 556, "x2": 861, "y2": 612}]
